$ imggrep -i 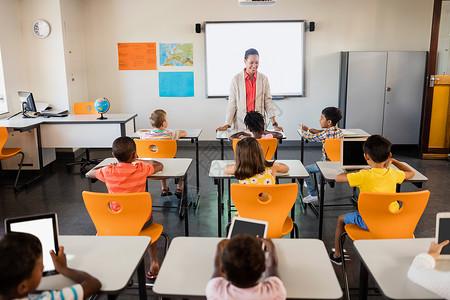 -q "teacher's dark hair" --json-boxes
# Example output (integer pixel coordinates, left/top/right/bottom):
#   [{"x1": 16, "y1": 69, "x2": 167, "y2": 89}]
[{"x1": 244, "y1": 48, "x2": 259, "y2": 60}]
